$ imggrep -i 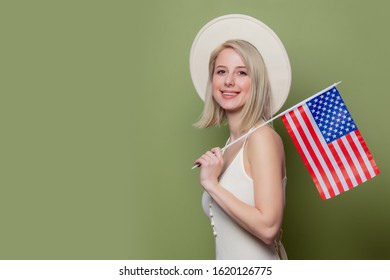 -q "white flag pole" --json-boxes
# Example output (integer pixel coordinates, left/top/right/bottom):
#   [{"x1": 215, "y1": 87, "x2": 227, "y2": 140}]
[{"x1": 192, "y1": 81, "x2": 341, "y2": 169}]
